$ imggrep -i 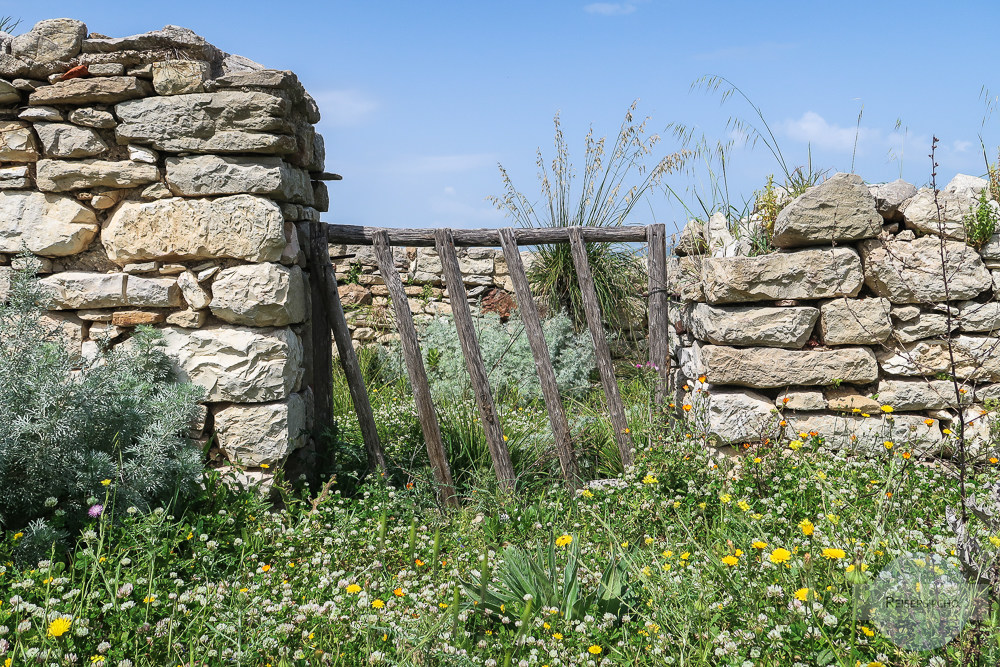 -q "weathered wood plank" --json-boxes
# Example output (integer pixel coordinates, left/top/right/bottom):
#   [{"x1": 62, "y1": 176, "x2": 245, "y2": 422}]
[
  {"x1": 373, "y1": 231, "x2": 458, "y2": 507},
  {"x1": 328, "y1": 224, "x2": 649, "y2": 247},
  {"x1": 568, "y1": 226, "x2": 635, "y2": 469},
  {"x1": 498, "y1": 228, "x2": 580, "y2": 489},
  {"x1": 434, "y1": 228, "x2": 517, "y2": 490},
  {"x1": 647, "y1": 223, "x2": 670, "y2": 407},
  {"x1": 308, "y1": 222, "x2": 333, "y2": 443},
  {"x1": 312, "y1": 221, "x2": 387, "y2": 476}
]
